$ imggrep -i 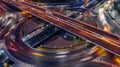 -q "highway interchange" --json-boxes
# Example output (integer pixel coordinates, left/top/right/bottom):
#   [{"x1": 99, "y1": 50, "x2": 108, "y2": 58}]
[{"x1": 0, "y1": 0, "x2": 120, "y2": 67}]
